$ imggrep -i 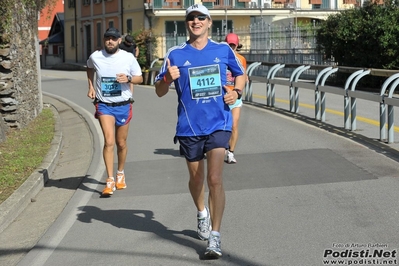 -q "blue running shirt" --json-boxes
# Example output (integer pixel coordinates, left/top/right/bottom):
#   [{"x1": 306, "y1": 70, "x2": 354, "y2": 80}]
[{"x1": 155, "y1": 39, "x2": 244, "y2": 137}]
